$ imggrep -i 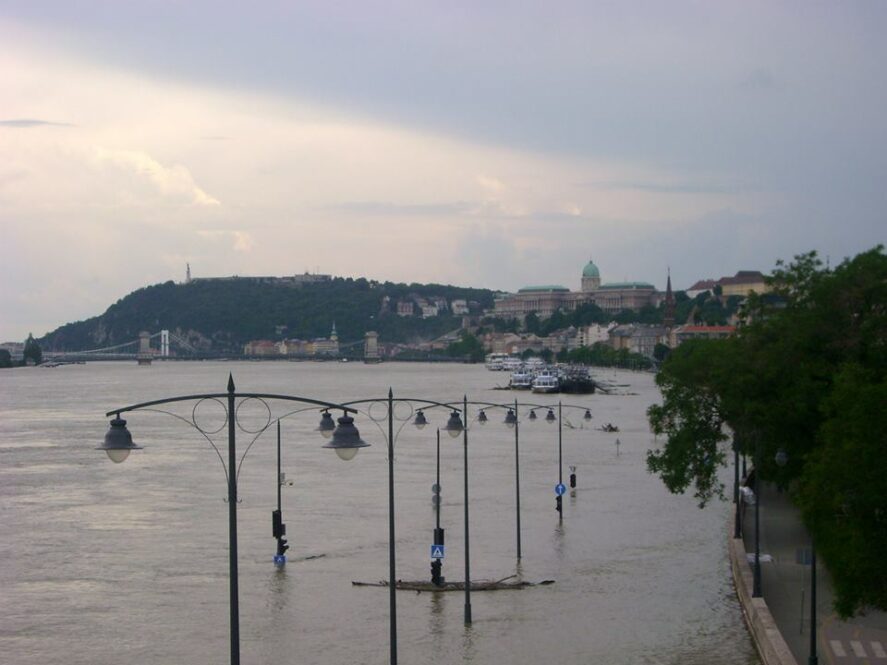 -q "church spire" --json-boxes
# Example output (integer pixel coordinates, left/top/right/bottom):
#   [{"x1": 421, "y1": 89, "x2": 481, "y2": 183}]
[{"x1": 664, "y1": 268, "x2": 675, "y2": 328}]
